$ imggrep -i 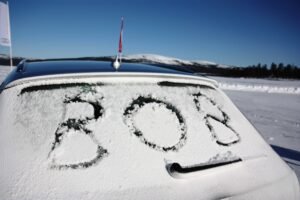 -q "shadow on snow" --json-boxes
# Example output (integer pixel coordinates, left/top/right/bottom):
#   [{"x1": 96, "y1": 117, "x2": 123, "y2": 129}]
[{"x1": 271, "y1": 145, "x2": 300, "y2": 166}]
